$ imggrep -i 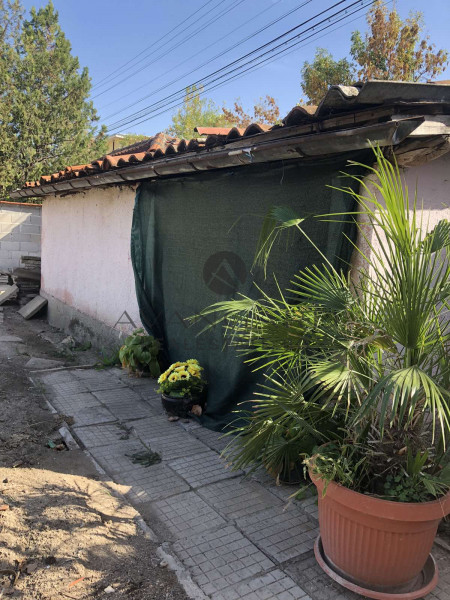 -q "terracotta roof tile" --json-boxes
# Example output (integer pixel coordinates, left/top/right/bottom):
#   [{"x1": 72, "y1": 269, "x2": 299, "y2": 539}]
[{"x1": 18, "y1": 80, "x2": 450, "y2": 193}]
